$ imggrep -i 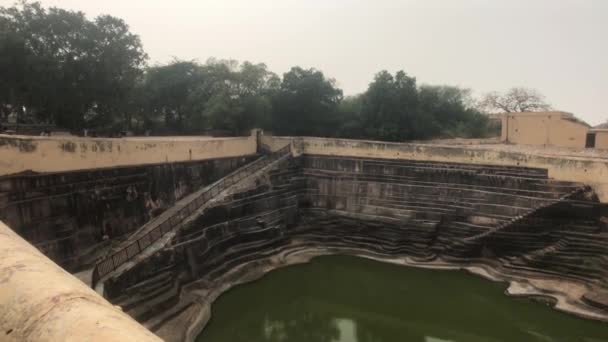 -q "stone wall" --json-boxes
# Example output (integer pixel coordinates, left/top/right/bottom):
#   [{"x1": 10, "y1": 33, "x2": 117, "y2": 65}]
[
  {"x1": 6, "y1": 133, "x2": 608, "y2": 341},
  {"x1": 263, "y1": 135, "x2": 608, "y2": 202},
  {"x1": 101, "y1": 156, "x2": 299, "y2": 340},
  {"x1": 0, "y1": 221, "x2": 162, "y2": 342},
  {"x1": 0, "y1": 155, "x2": 258, "y2": 269},
  {"x1": 0, "y1": 134, "x2": 256, "y2": 176},
  {"x1": 102, "y1": 154, "x2": 608, "y2": 341},
  {"x1": 296, "y1": 155, "x2": 605, "y2": 273}
]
